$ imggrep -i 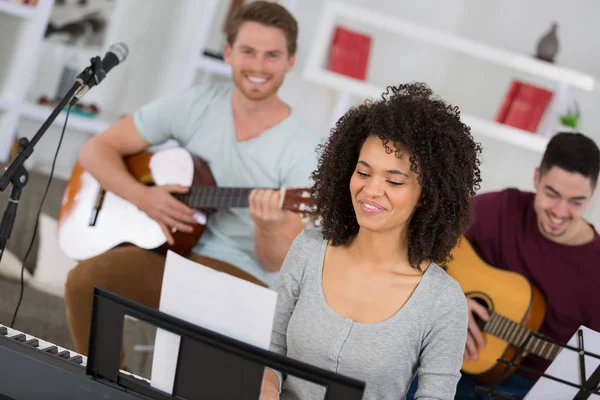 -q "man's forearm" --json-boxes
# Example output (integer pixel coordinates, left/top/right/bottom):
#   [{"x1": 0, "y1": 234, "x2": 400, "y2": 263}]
[
  {"x1": 255, "y1": 225, "x2": 294, "y2": 273},
  {"x1": 79, "y1": 140, "x2": 148, "y2": 207}
]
